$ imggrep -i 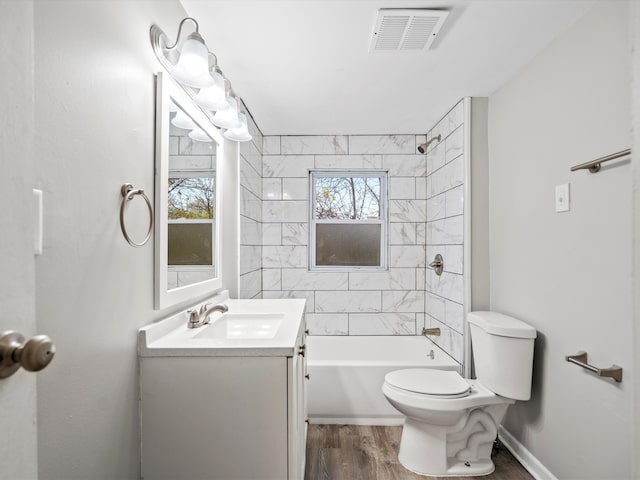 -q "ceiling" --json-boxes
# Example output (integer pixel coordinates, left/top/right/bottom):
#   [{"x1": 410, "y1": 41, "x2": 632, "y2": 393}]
[{"x1": 180, "y1": 0, "x2": 595, "y2": 135}]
